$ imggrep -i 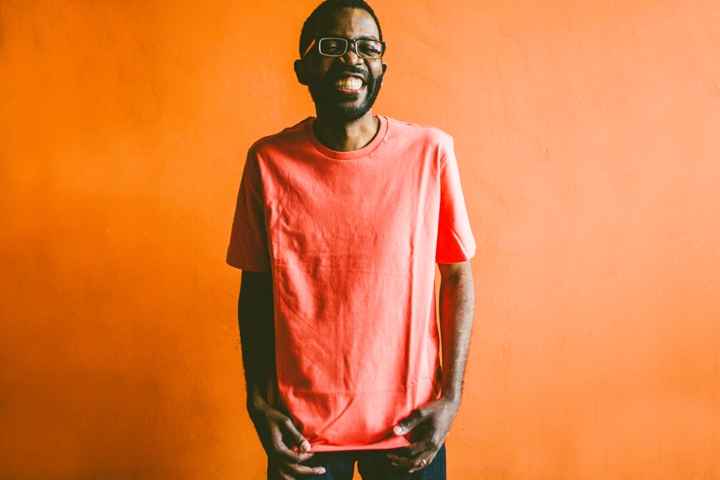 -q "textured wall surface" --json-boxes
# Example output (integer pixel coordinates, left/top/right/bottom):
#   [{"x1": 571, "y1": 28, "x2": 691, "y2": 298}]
[{"x1": 1, "y1": 0, "x2": 719, "y2": 478}]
